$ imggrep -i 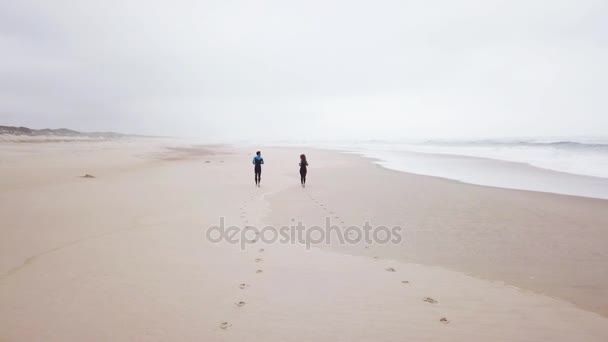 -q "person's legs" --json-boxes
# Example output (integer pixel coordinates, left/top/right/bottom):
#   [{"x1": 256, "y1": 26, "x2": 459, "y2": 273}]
[{"x1": 255, "y1": 167, "x2": 261, "y2": 186}]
